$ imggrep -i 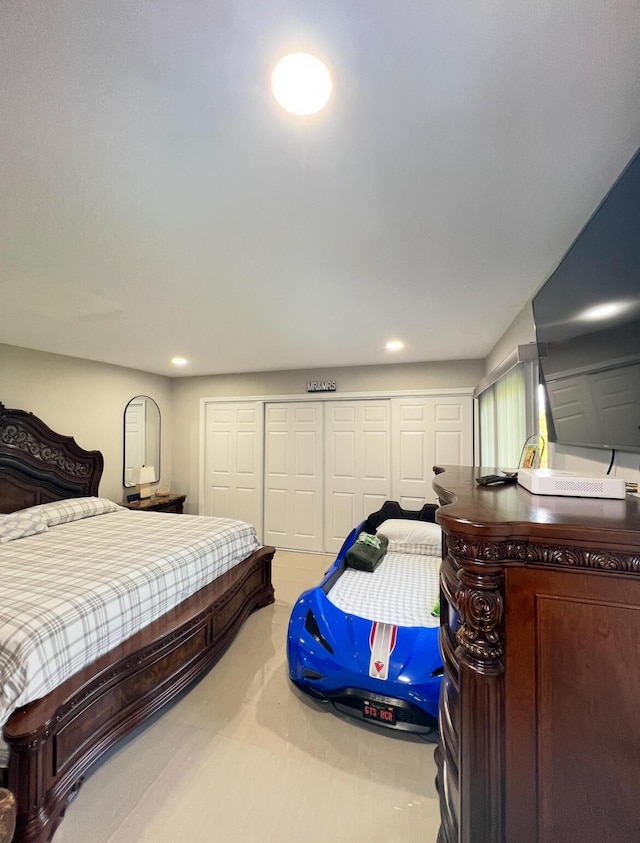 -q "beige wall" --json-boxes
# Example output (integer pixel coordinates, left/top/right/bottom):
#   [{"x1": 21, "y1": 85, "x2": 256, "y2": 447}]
[
  {"x1": 2, "y1": 346, "x2": 484, "y2": 514},
  {"x1": 6, "y1": 330, "x2": 636, "y2": 511},
  {"x1": 171, "y1": 359, "x2": 484, "y2": 512},
  {"x1": 484, "y1": 302, "x2": 536, "y2": 375},
  {"x1": 0, "y1": 344, "x2": 173, "y2": 502},
  {"x1": 7, "y1": 330, "x2": 636, "y2": 510}
]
